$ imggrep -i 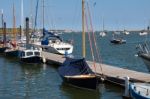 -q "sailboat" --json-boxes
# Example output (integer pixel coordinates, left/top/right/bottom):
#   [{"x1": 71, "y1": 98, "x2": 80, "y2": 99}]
[
  {"x1": 123, "y1": 30, "x2": 130, "y2": 35},
  {"x1": 58, "y1": 0, "x2": 103, "y2": 90},
  {"x1": 32, "y1": 0, "x2": 73, "y2": 55},
  {"x1": 0, "y1": 9, "x2": 8, "y2": 53},
  {"x1": 139, "y1": 30, "x2": 148, "y2": 36},
  {"x1": 110, "y1": 32, "x2": 126, "y2": 44},
  {"x1": 99, "y1": 17, "x2": 106, "y2": 37},
  {"x1": 5, "y1": 3, "x2": 20, "y2": 57}
]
